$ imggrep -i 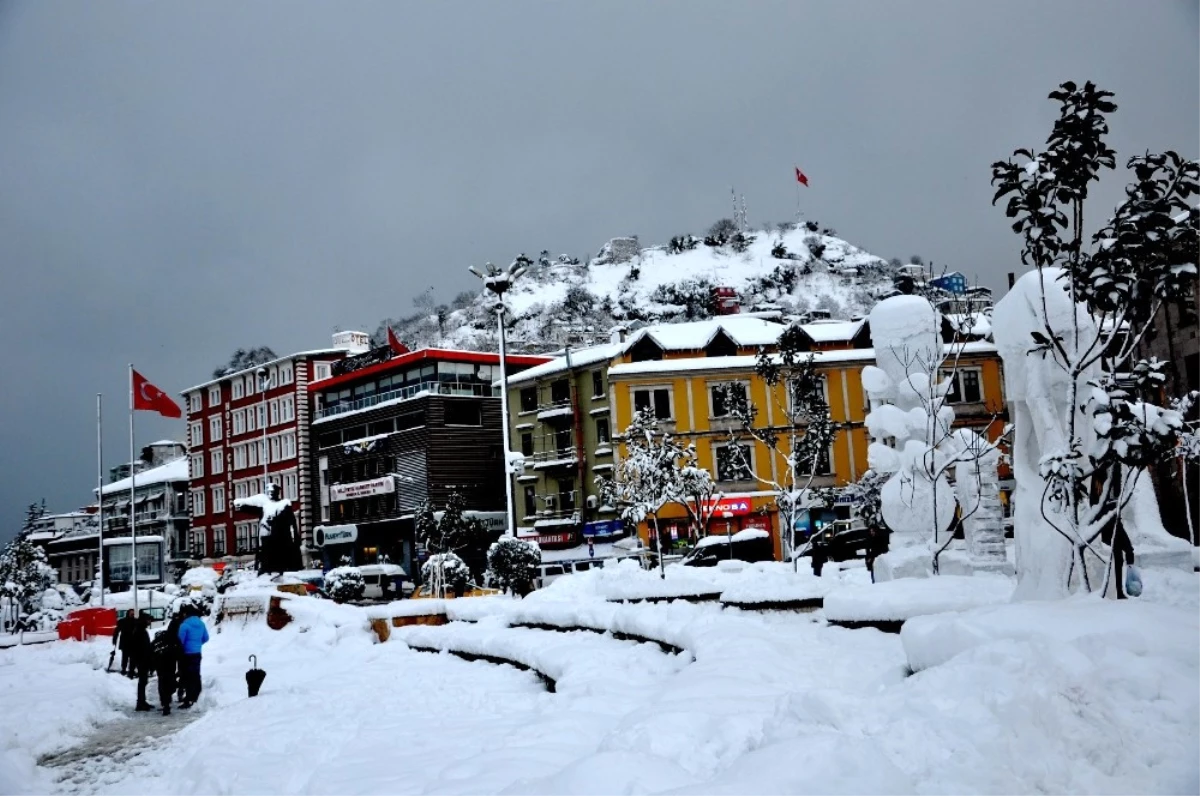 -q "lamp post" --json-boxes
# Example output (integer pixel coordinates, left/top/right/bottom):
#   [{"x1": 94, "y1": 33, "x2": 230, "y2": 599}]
[
  {"x1": 468, "y1": 260, "x2": 528, "y2": 538},
  {"x1": 257, "y1": 366, "x2": 271, "y2": 497}
]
